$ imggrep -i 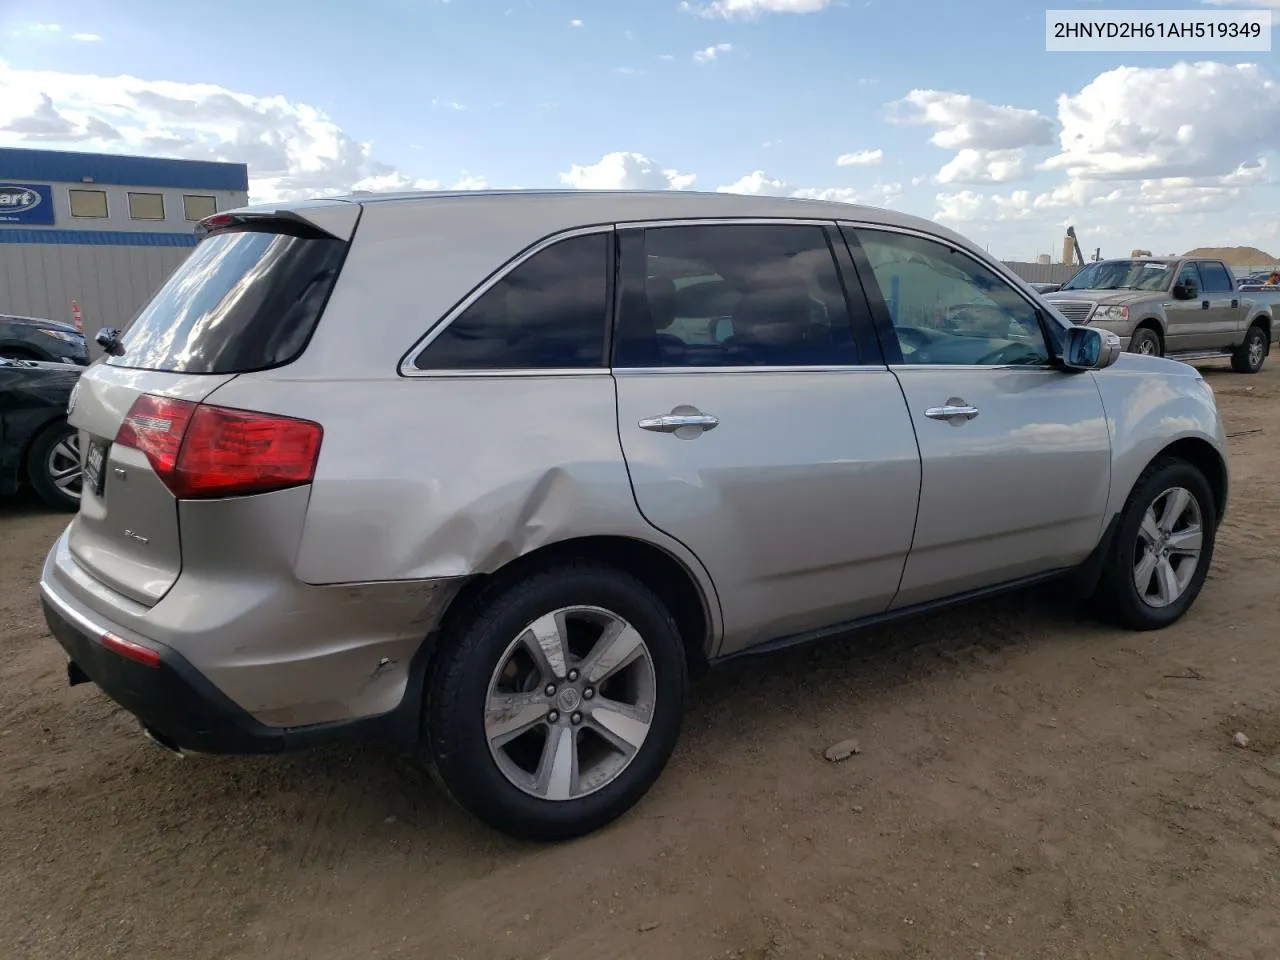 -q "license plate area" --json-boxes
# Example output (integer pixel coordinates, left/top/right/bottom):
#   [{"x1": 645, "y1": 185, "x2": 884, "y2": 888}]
[{"x1": 84, "y1": 440, "x2": 108, "y2": 498}]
